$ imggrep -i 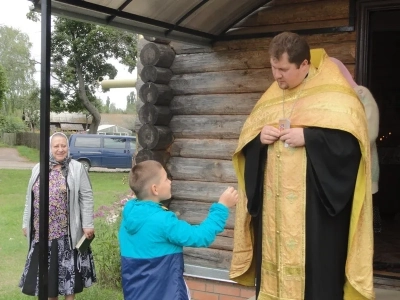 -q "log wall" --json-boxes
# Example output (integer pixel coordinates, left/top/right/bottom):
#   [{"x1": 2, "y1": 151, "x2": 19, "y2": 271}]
[{"x1": 135, "y1": 0, "x2": 357, "y2": 271}]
